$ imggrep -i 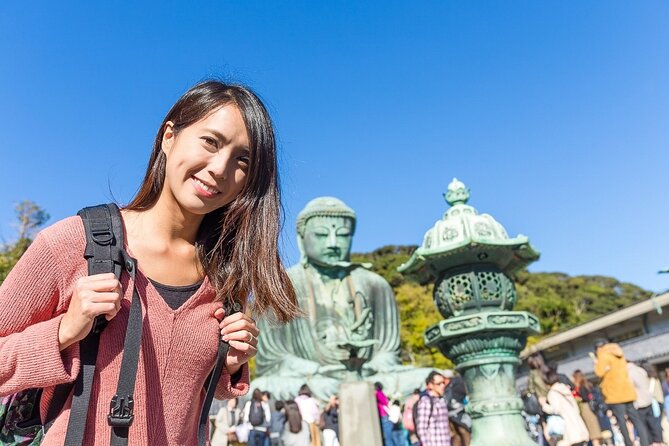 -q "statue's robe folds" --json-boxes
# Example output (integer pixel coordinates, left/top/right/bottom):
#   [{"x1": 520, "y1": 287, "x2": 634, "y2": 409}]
[{"x1": 252, "y1": 263, "x2": 431, "y2": 401}]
